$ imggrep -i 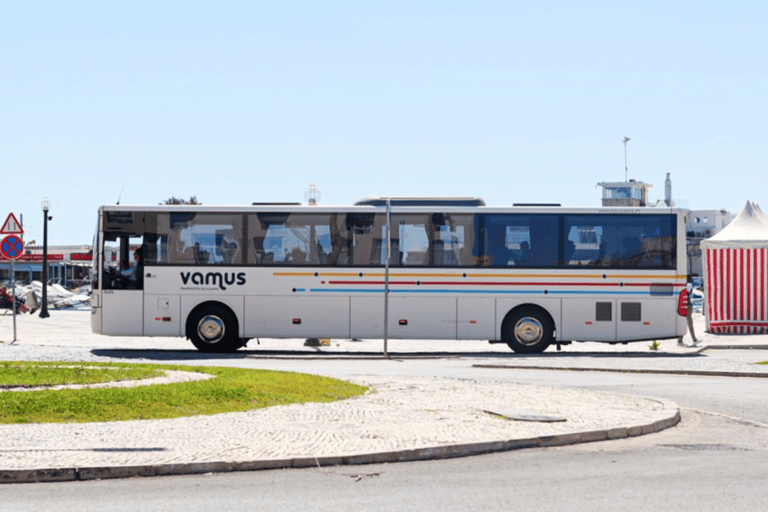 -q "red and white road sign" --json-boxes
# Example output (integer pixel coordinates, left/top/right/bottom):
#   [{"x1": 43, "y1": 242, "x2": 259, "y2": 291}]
[
  {"x1": 0, "y1": 213, "x2": 23, "y2": 235},
  {"x1": 0, "y1": 235, "x2": 24, "y2": 260}
]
